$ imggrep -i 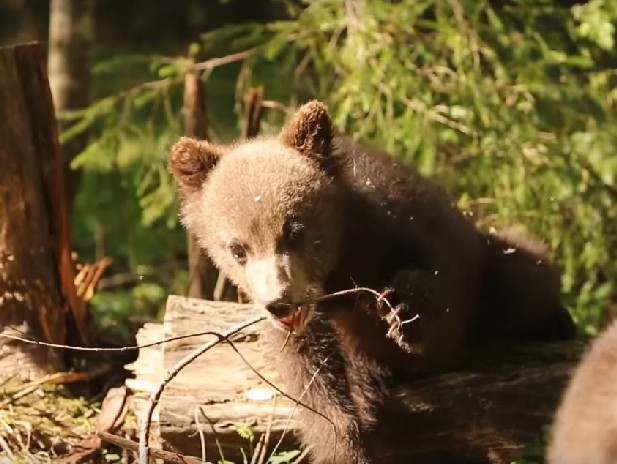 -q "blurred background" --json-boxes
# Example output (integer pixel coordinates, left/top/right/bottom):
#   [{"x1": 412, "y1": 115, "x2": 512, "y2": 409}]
[{"x1": 2, "y1": 0, "x2": 616, "y2": 343}]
